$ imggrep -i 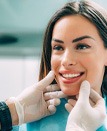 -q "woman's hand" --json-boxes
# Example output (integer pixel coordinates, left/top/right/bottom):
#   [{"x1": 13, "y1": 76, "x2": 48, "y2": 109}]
[
  {"x1": 65, "y1": 80, "x2": 106, "y2": 131},
  {"x1": 7, "y1": 71, "x2": 66, "y2": 125}
]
